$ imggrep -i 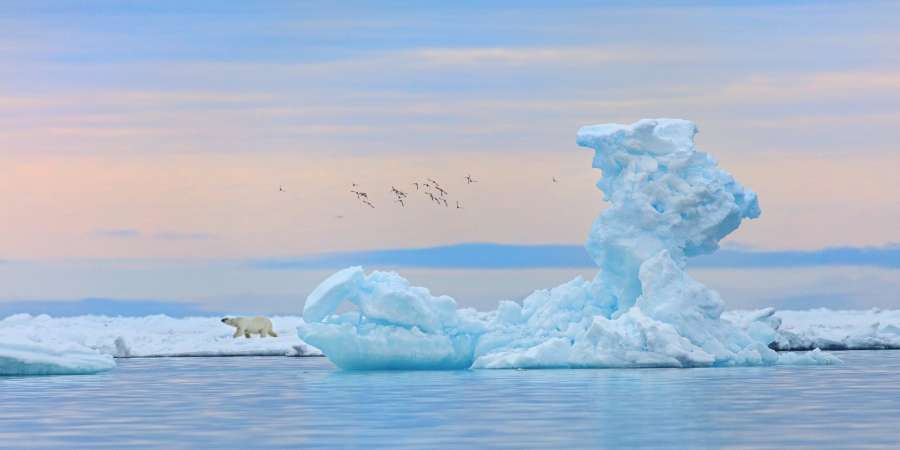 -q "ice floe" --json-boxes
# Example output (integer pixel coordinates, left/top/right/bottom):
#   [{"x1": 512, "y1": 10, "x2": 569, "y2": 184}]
[
  {"x1": 0, "y1": 314, "x2": 322, "y2": 358},
  {"x1": 726, "y1": 308, "x2": 900, "y2": 351},
  {"x1": 0, "y1": 333, "x2": 115, "y2": 376}
]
